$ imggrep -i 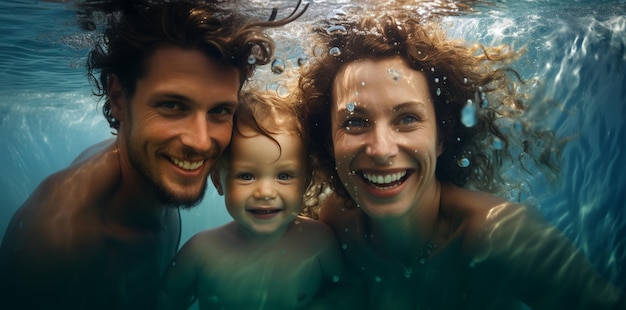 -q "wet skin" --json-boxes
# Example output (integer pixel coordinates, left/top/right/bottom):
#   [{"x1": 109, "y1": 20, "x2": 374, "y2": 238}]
[
  {"x1": 0, "y1": 46, "x2": 241, "y2": 309},
  {"x1": 219, "y1": 127, "x2": 309, "y2": 238},
  {"x1": 155, "y1": 127, "x2": 348, "y2": 309},
  {"x1": 320, "y1": 56, "x2": 623, "y2": 309}
]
